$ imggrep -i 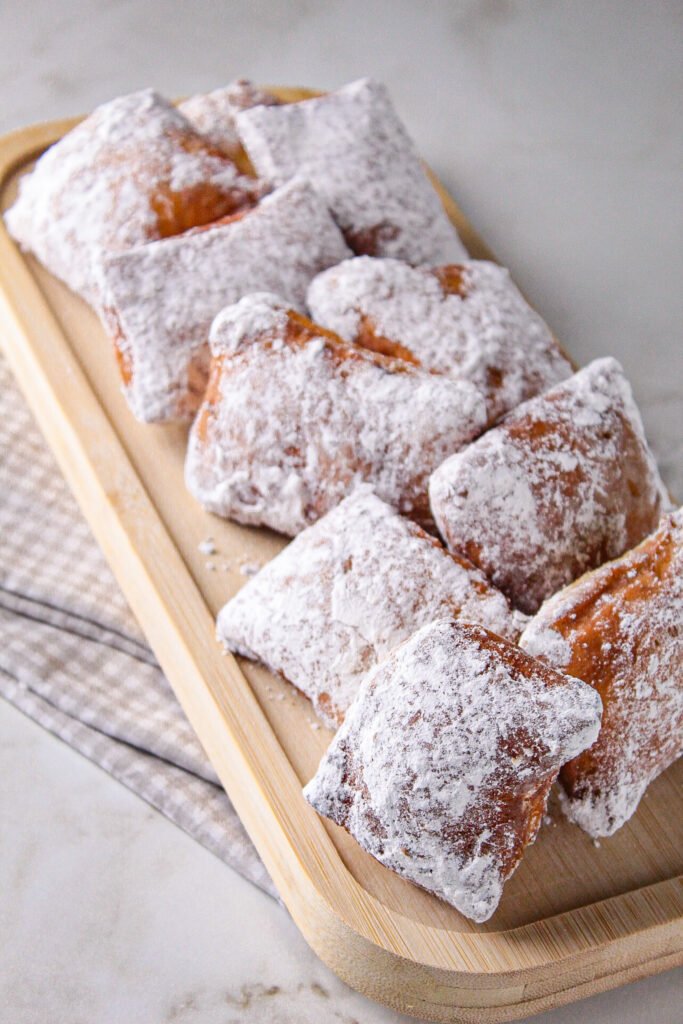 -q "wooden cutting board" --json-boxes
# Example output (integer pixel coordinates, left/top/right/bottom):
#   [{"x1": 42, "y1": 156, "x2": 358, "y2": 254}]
[{"x1": 0, "y1": 88, "x2": 680, "y2": 1023}]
